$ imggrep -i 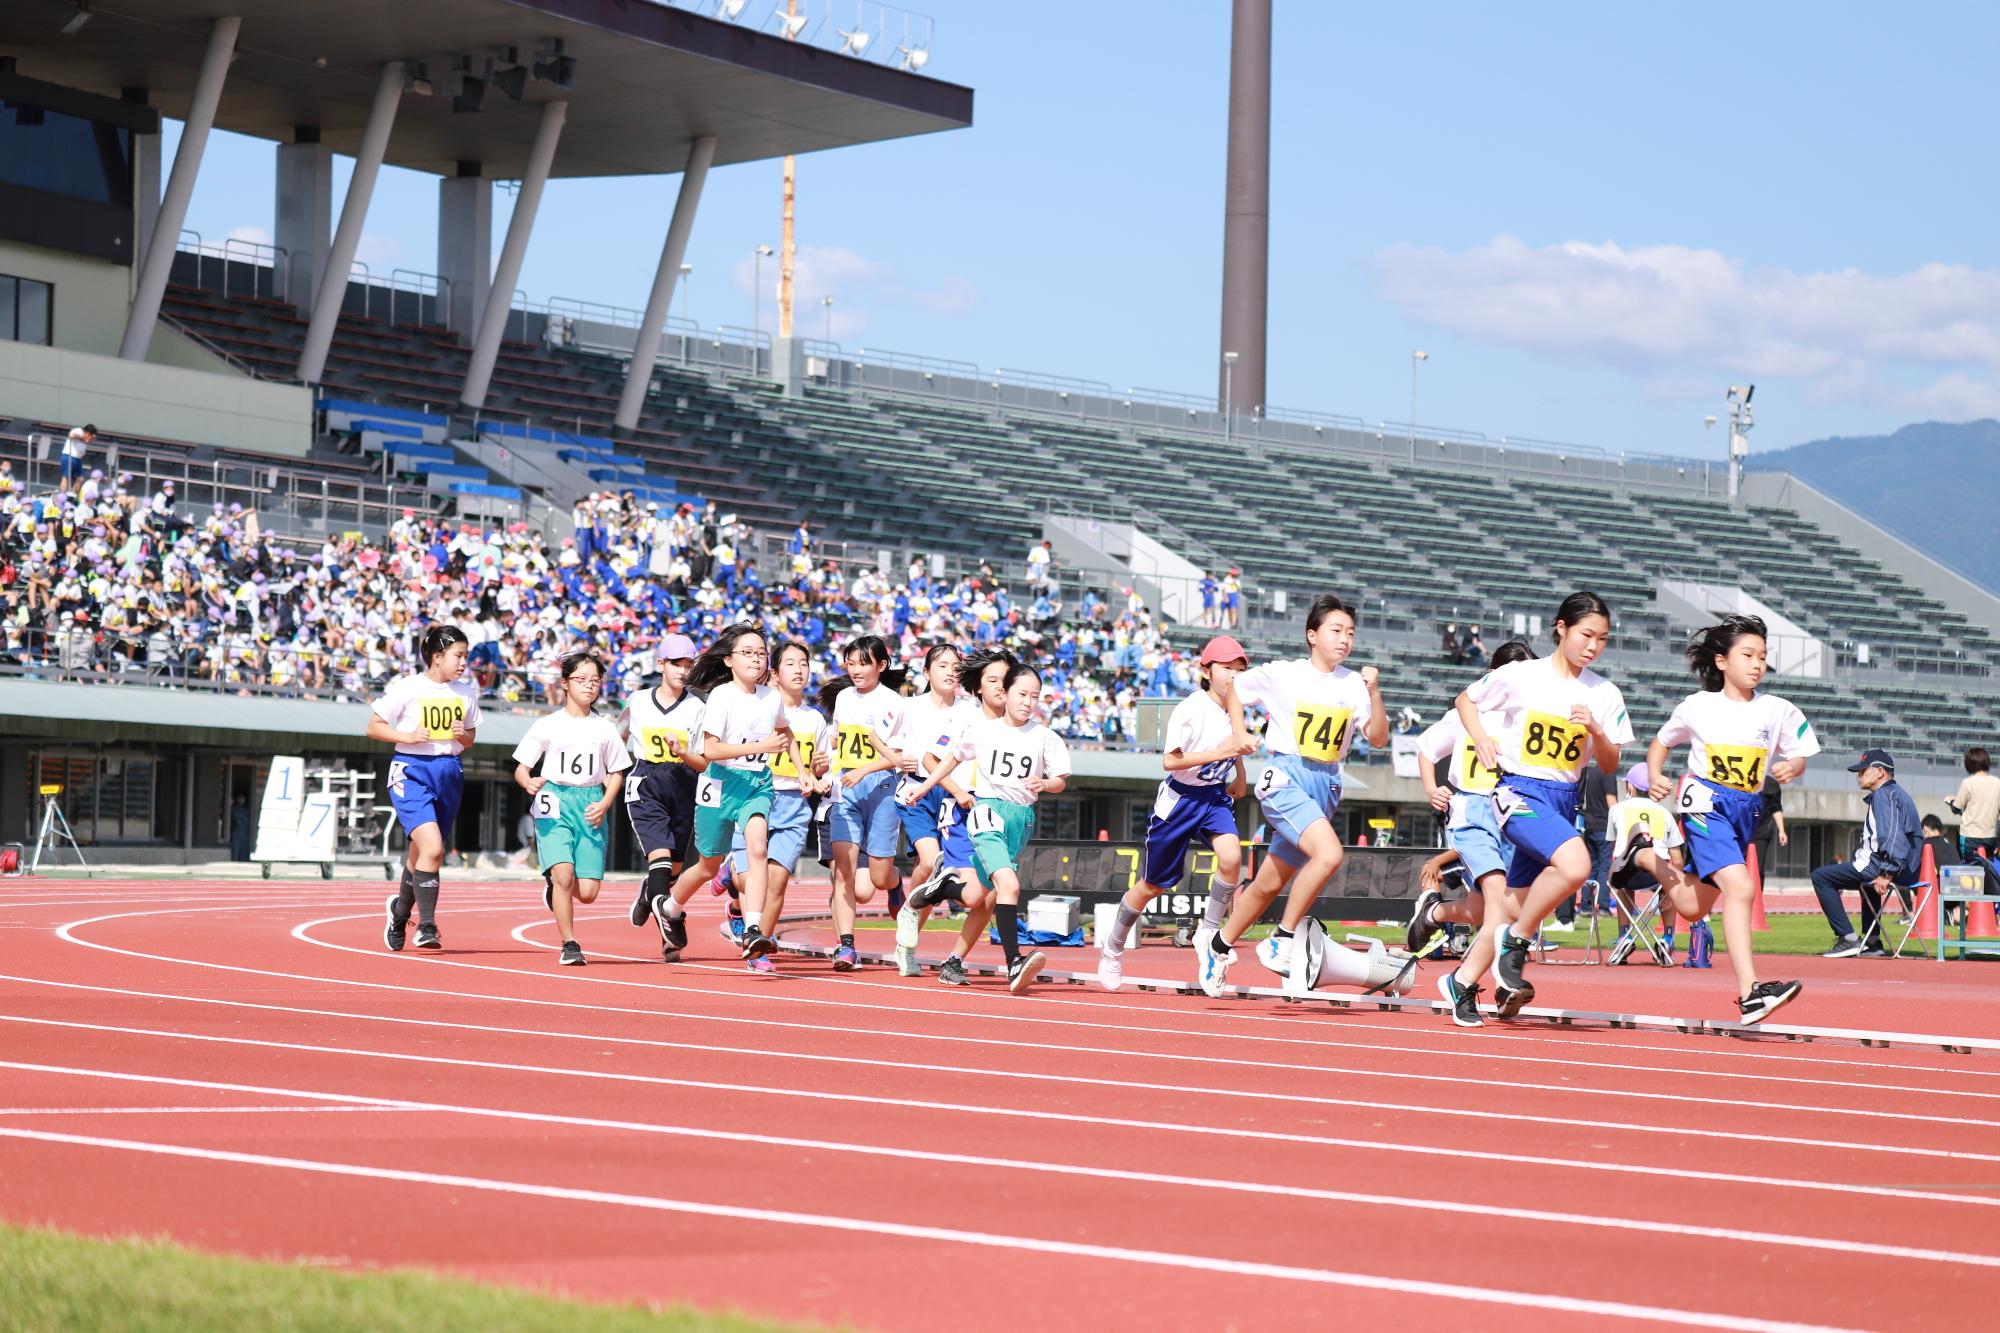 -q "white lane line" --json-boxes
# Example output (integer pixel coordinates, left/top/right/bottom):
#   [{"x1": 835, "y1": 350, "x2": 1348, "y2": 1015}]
[
  {"x1": 0, "y1": 1105, "x2": 405, "y2": 1117},
  {"x1": 7, "y1": 1057, "x2": 1991, "y2": 1270},
  {"x1": 0, "y1": 1123, "x2": 1874, "y2": 1333},
  {"x1": 5, "y1": 1003, "x2": 1998, "y2": 1205}
]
